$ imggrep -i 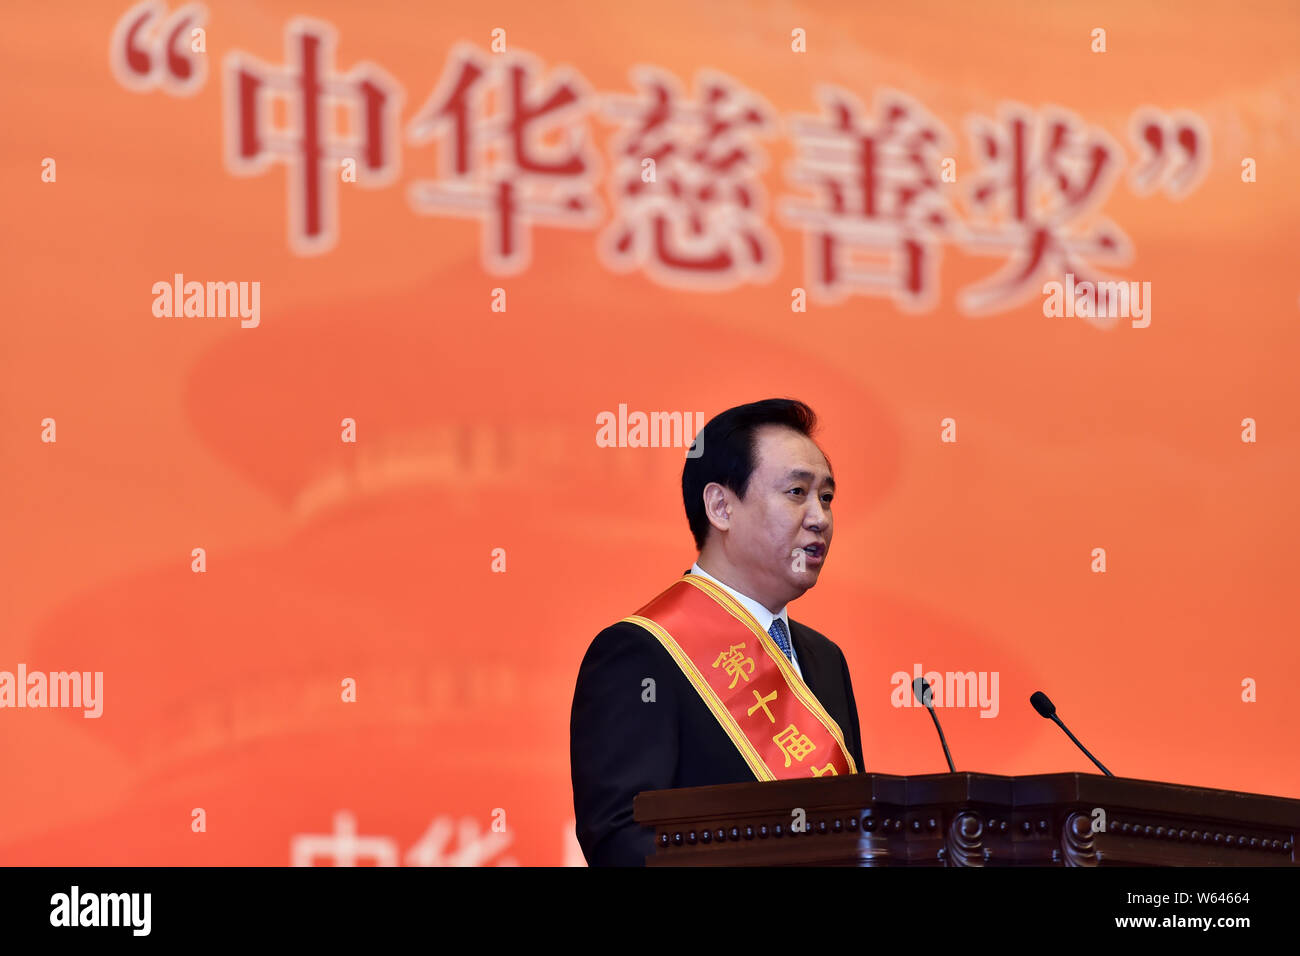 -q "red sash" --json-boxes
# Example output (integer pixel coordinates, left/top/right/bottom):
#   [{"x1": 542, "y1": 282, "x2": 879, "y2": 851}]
[{"x1": 622, "y1": 575, "x2": 858, "y2": 781}]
